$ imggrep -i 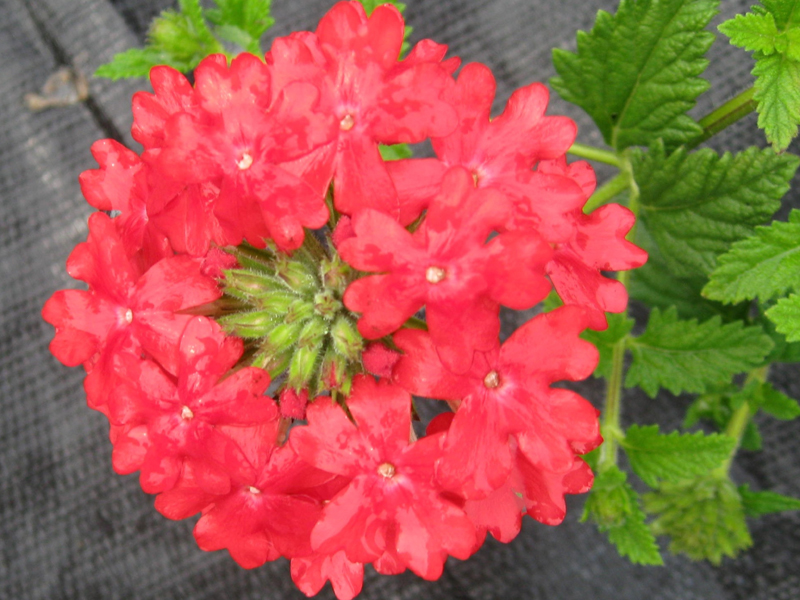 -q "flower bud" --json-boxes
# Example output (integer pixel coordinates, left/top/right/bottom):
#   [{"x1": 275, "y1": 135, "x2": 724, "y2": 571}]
[
  {"x1": 288, "y1": 344, "x2": 324, "y2": 390},
  {"x1": 313, "y1": 289, "x2": 343, "y2": 320},
  {"x1": 331, "y1": 315, "x2": 363, "y2": 361},
  {"x1": 218, "y1": 310, "x2": 277, "y2": 338},
  {"x1": 298, "y1": 317, "x2": 328, "y2": 350}
]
